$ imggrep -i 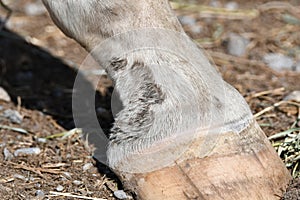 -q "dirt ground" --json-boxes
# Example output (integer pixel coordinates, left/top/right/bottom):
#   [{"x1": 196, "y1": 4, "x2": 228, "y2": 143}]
[{"x1": 0, "y1": 0, "x2": 300, "y2": 199}]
